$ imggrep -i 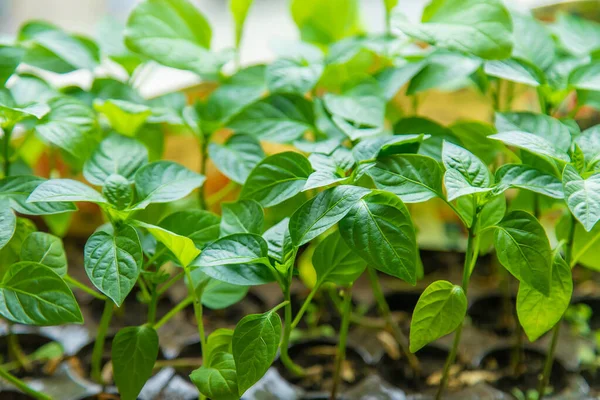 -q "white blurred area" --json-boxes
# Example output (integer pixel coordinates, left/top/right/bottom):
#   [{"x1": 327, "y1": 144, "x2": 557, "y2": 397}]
[{"x1": 0, "y1": 0, "x2": 565, "y2": 97}]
